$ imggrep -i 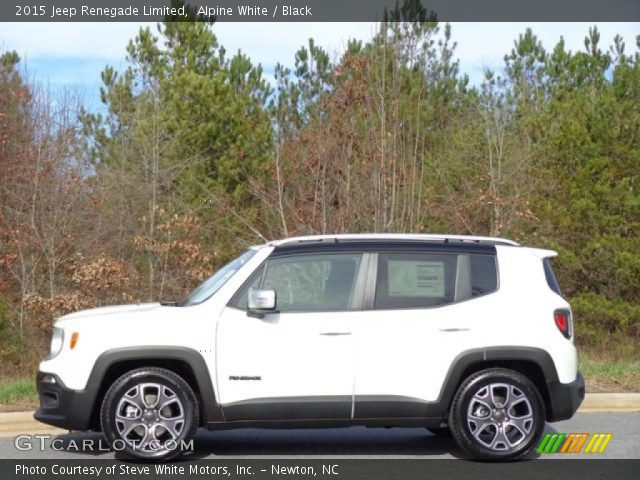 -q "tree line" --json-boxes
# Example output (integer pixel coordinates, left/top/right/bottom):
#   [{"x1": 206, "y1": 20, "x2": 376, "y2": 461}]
[{"x1": 1, "y1": 7, "x2": 639, "y2": 374}]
